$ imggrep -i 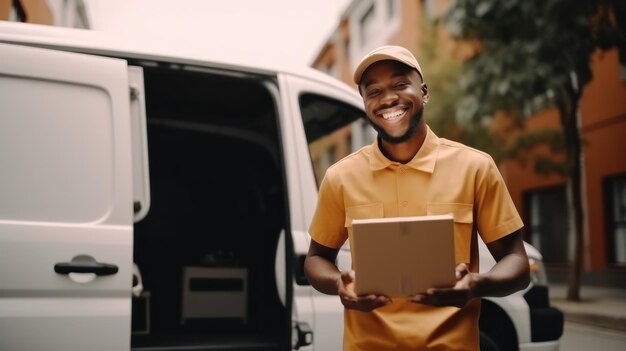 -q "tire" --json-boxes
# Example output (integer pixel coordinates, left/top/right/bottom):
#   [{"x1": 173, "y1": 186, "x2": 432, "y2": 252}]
[{"x1": 480, "y1": 331, "x2": 500, "y2": 351}]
